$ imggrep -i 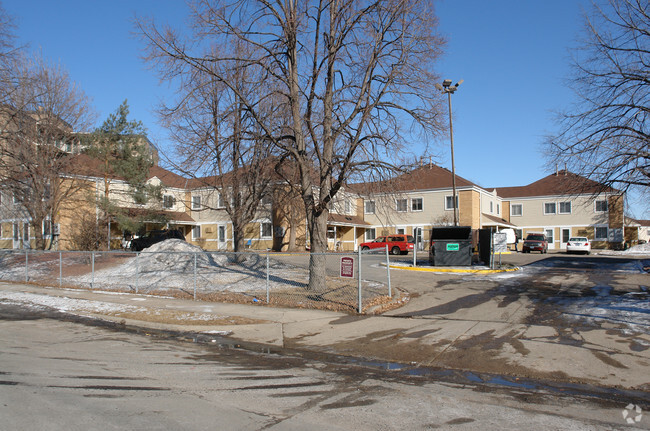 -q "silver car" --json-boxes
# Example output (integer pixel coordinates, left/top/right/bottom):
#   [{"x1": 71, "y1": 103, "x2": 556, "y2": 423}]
[{"x1": 566, "y1": 237, "x2": 591, "y2": 254}]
